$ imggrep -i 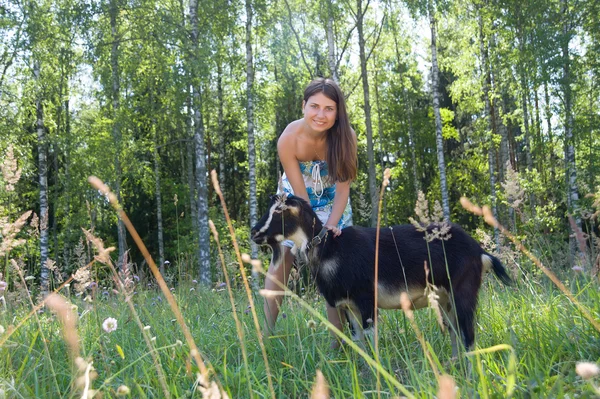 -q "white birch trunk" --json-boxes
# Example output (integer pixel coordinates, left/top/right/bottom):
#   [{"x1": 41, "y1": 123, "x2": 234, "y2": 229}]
[
  {"x1": 110, "y1": 0, "x2": 127, "y2": 269},
  {"x1": 217, "y1": 59, "x2": 226, "y2": 192},
  {"x1": 326, "y1": 1, "x2": 338, "y2": 82},
  {"x1": 479, "y1": 10, "x2": 499, "y2": 245},
  {"x1": 429, "y1": 1, "x2": 450, "y2": 222},
  {"x1": 357, "y1": 0, "x2": 378, "y2": 227},
  {"x1": 190, "y1": 0, "x2": 211, "y2": 285},
  {"x1": 35, "y1": 61, "x2": 50, "y2": 295},
  {"x1": 561, "y1": 0, "x2": 580, "y2": 258},
  {"x1": 246, "y1": 0, "x2": 259, "y2": 261},
  {"x1": 154, "y1": 145, "x2": 165, "y2": 274}
]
